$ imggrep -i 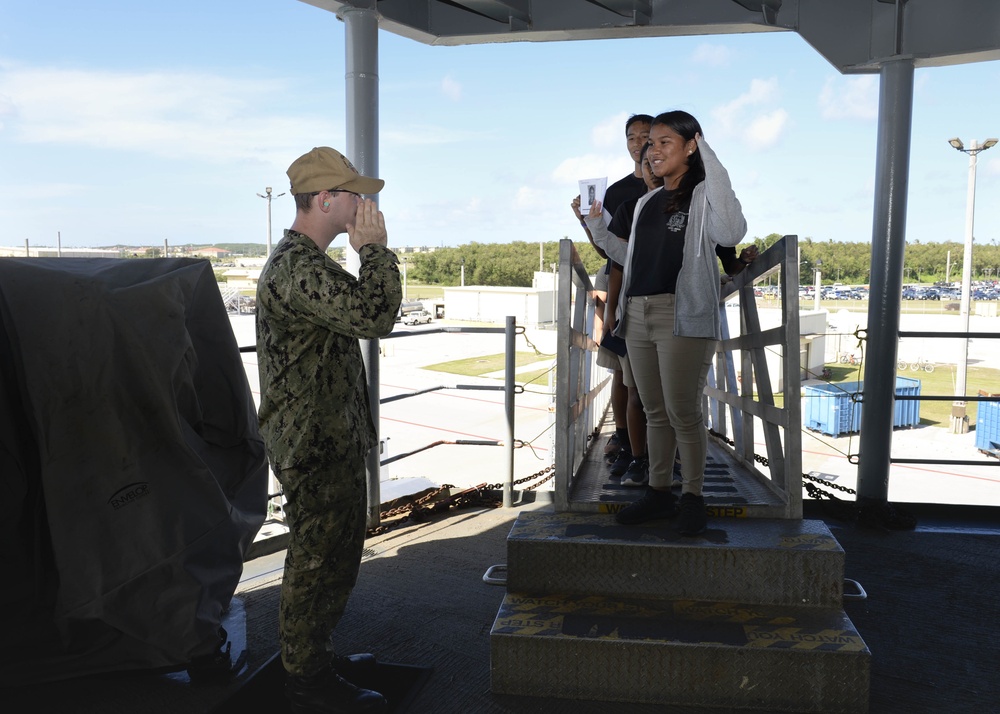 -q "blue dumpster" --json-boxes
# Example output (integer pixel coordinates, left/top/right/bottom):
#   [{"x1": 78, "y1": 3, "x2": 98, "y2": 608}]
[
  {"x1": 803, "y1": 377, "x2": 921, "y2": 437},
  {"x1": 975, "y1": 398, "x2": 1000, "y2": 456},
  {"x1": 893, "y1": 376, "x2": 922, "y2": 428}
]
